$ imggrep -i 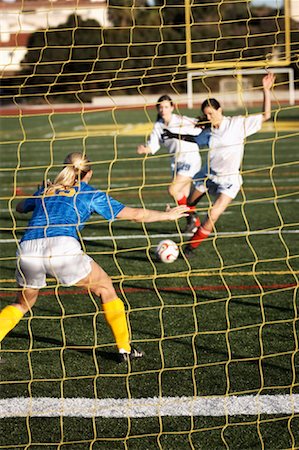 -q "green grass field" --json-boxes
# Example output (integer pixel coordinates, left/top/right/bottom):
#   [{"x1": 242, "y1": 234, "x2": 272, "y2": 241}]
[{"x1": 0, "y1": 104, "x2": 298, "y2": 450}]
